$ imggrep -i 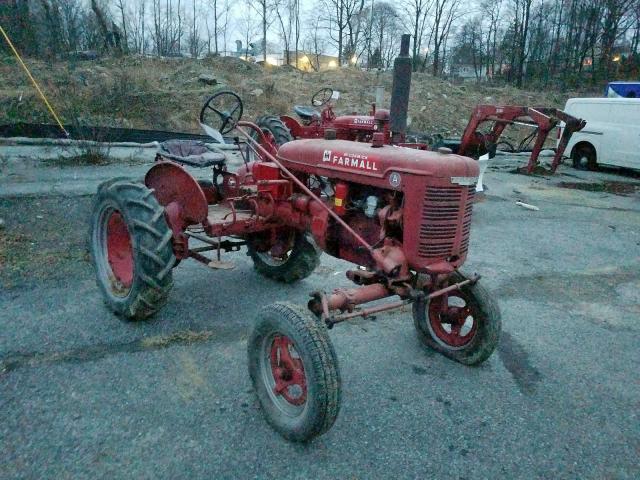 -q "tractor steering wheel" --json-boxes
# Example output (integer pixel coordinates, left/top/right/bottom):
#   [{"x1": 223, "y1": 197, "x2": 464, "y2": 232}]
[
  {"x1": 311, "y1": 88, "x2": 334, "y2": 107},
  {"x1": 199, "y1": 91, "x2": 244, "y2": 134}
]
